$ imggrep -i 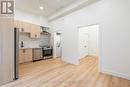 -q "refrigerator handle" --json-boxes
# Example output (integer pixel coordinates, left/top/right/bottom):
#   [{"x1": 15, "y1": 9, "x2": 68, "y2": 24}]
[{"x1": 14, "y1": 28, "x2": 19, "y2": 80}]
